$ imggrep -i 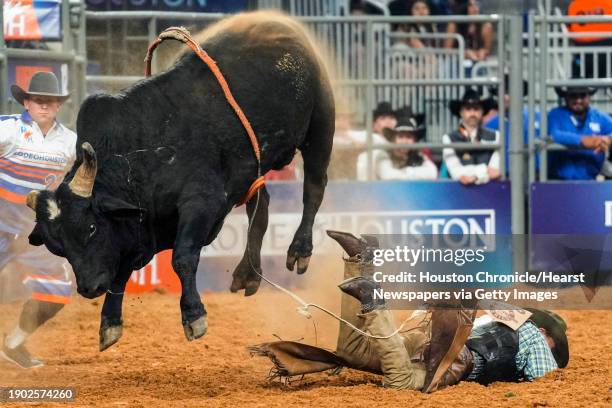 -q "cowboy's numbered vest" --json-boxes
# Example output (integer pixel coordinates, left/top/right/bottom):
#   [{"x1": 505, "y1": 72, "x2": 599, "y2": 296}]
[
  {"x1": 465, "y1": 322, "x2": 520, "y2": 385},
  {"x1": 448, "y1": 126, "x2": 496, "y2": 166}
]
